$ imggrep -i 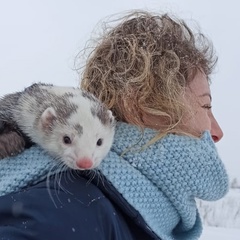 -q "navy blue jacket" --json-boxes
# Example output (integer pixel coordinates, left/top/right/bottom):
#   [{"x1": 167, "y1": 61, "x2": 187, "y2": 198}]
[{"x1": 0, "y1": 170, "x2": 160, "y2": 239}]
